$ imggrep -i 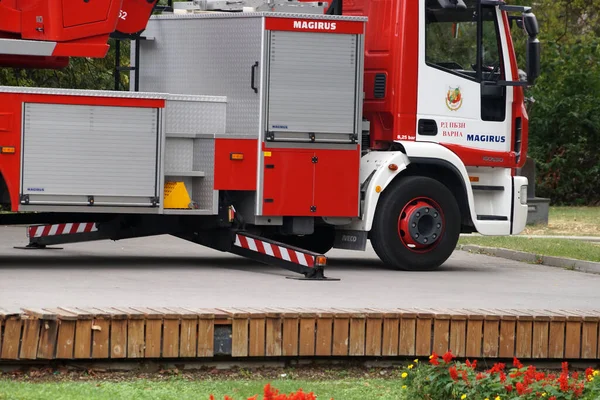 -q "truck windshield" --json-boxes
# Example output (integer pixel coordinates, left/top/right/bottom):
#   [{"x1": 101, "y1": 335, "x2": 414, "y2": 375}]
[{"x1": 425, "y1": 0, "x2": 504, "y2": 82}]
